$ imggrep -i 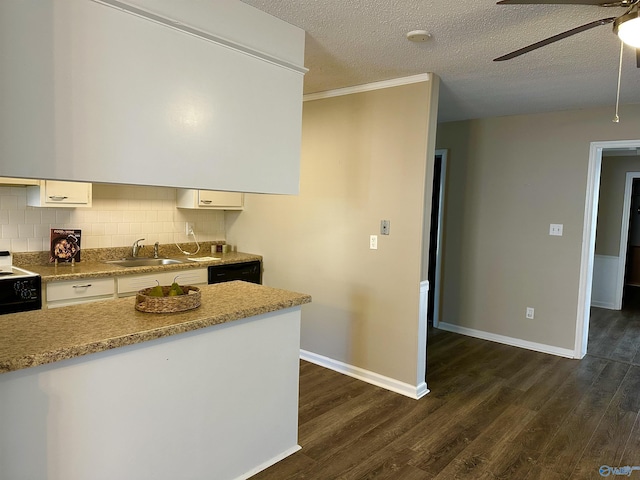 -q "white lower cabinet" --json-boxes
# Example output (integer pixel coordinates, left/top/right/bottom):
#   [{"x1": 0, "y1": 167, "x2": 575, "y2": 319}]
[
  {"x1": 44, "y1": 268, "x2": 208, "y2": 307},
  {"x1": 46, "y1": 277, "x2": 116, "y2": 308},
  {"x1": 117, "y1": 269, "x2": 207, "y2": 297}
]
